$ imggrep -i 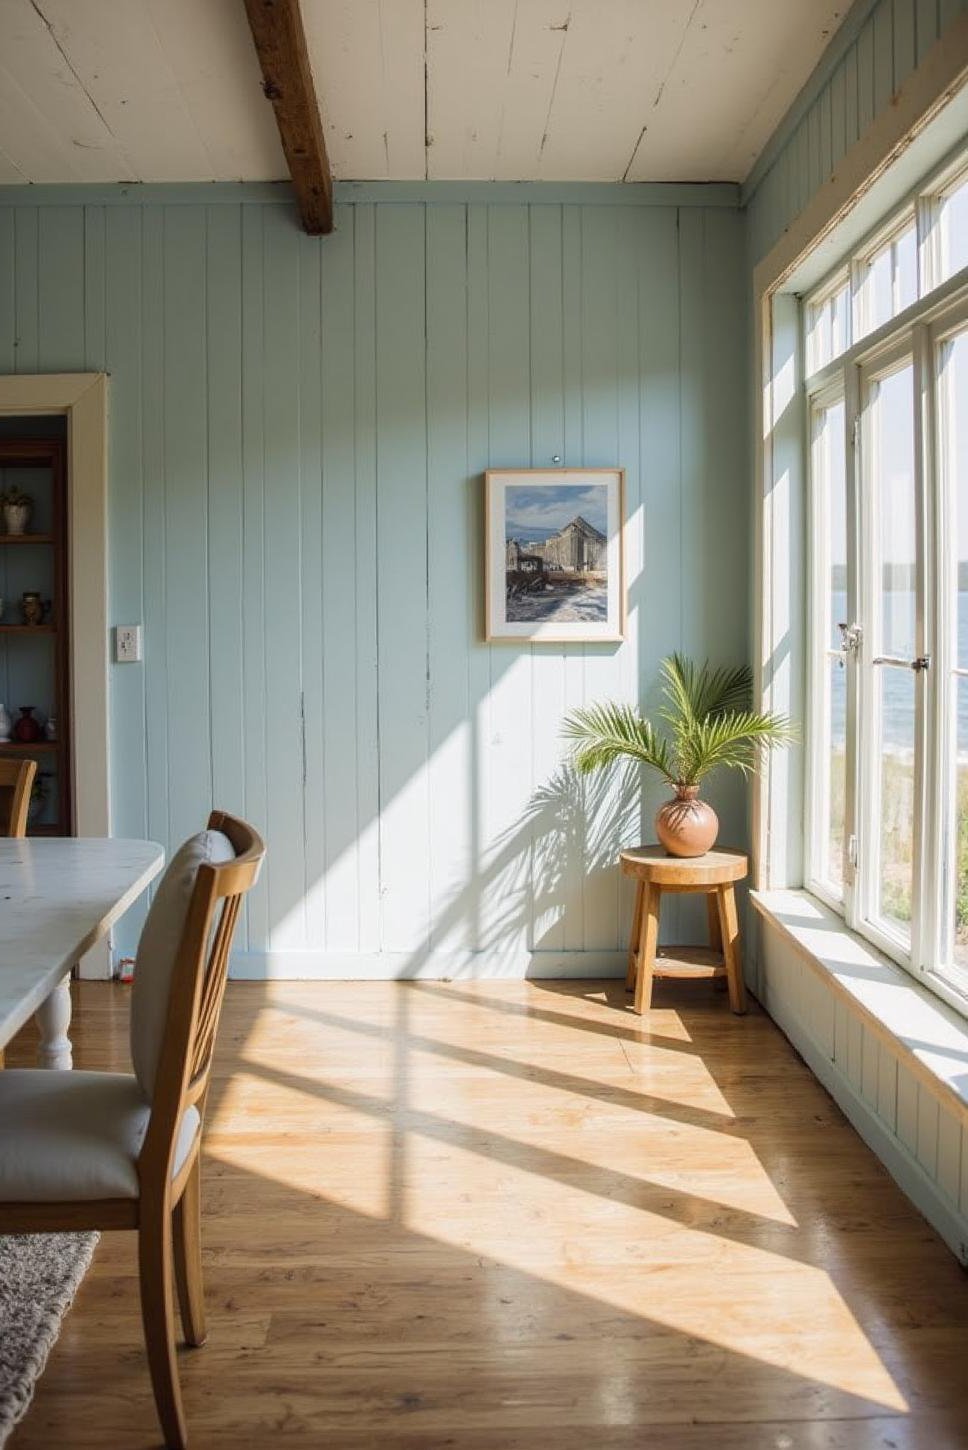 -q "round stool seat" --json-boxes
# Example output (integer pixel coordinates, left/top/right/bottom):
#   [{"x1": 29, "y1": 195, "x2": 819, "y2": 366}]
[{"x1": 620, "y1": 846, "x2": 747, "y2": 888}]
